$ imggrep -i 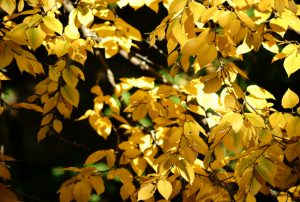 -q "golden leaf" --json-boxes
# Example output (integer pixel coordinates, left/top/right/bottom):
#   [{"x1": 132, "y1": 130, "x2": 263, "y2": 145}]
[
  {"x1": 281, "y1": 88, "x2": 299, "y2": 109},
  {"x1": 37, "y1": 125, "x2": 49, "y2": 142},
  {"x1": 89, "y1": 175, "x2": 105, "y2": 195},
  {"x1": 0, "y1": 183, "x2": 18, "y2": 202},
  {"x1": 53, "y1": 119, "x2": 63, "y2": 133},
  {"x1": 203, "y1": 77, "x2": 222, "y2": 94},
  {"x1": 85, "y1": 149, "x2": 115, "y2": 168},
  {"x1": 285, "y1": 116, "x2": 300, "y2": 138},
  {"x1": 285, "y1": 142, "x2": 300, "y2": 162},
  {"x1": 61, "y1": 85, "x2": 80, "y2": 107},
  {"x1": 132, "y1": 104, "x2": 148, "y2": 121},
  {"x1": 131, "y1": 157, "x2": 147, "y2": 176},
  {"x1": 0, "y1": 0, "x2": 16, "y2": 15},
  {"x1": 0, "y1": 42, "x2": 14, "y2": 69},
  {"x1": 120, "y1": 183, "x2": 135, "y2": 200},
  {"x1": 73, "y1": 181, "x2": 91, "y2": 202},
  {"x1": 157, "y1": 179, "x2": 172, "y2": 200},
  {"x1": 137, "y1": 183, "x2": 156, "y2": 201},
  {"x1": 0, "y1": 163, "x2": 11, "y2": 180},
  {"x1": 43, "y1": 96, "x2": 58, "y2": 114}
]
